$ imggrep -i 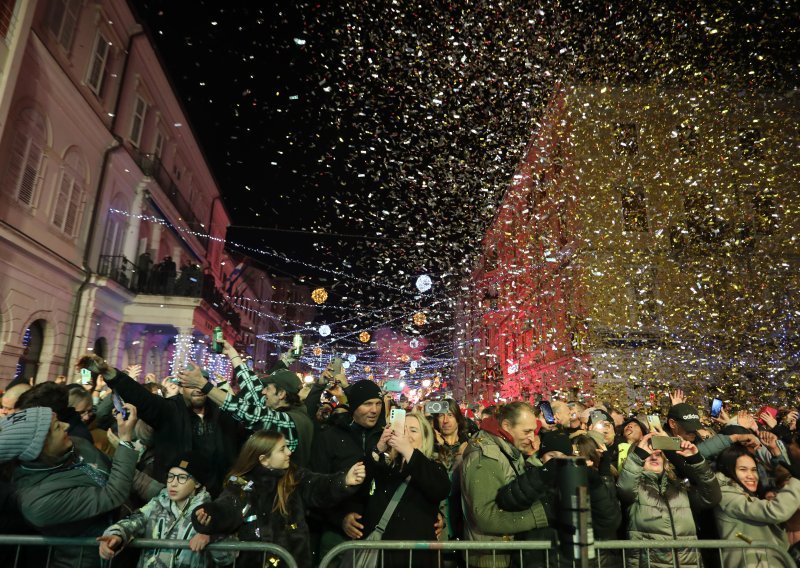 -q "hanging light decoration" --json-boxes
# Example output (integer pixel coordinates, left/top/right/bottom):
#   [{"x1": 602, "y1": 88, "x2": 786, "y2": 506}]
[
  {"x1": 413, "y1": 312, "x2": 427, "y2": 326},
  {"x1": 415, "y1": 275, "x2": 432, "y2": 293},
  {"x1": 312, "y1": 346, "x2": 322, "y2": 357},
  {"x1": 409, "y1": 367, "x2": 417, "y2": 375},
  {"x1": 364, "y1": 366, "x2": 372, "y2": 373},
  {"x1": 359, "y1": 331, "x2": 371, "y2": 343},
  {"x1": 319, "y1": 325, "x2": 331, "y2": 337},
  {"x1": 347, "y1": 354, "x2": 357, "y2": 363},
  {"x1": 311, "y1": 287, "x2": 328, "y2": 304},
  {"x1": 409, "y1": 338, "x2": 419, "y2": 349}
]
